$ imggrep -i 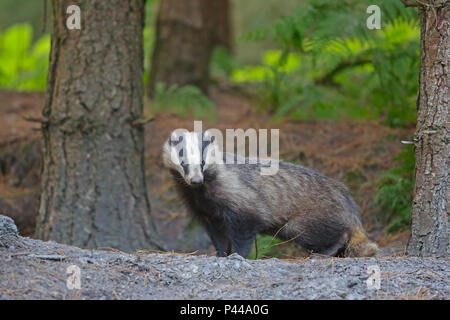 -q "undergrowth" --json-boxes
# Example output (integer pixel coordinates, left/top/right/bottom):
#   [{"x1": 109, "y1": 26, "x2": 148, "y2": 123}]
[
  {"x1": 148, "y1": 82, "x2": 216, "y2": 119},
  {"x1": 375, "y1": 146, "x2": 414, "y2": 232}
]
